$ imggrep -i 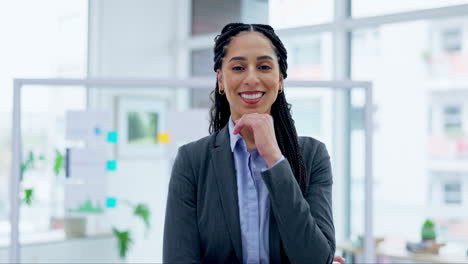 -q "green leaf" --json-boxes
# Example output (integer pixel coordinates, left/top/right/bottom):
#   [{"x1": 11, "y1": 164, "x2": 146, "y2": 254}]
[
  {"x1": 28, "y1": 151, "x2": 35, "y2": 166},
  {"x1": 20, "y1": 163, "x2": 26, "y2": 182},
  {"x1": 134, "y1": 203, "x2": 151, "y2": 230},
  {"x1": 20, "y1": 151, "x2": 37, "y2": 181},
  {"x1": 423, "y1": 219, "x2": 434, "y2": 228},
  {"x1": 112, "y1": 227, "x2": 133, "y2": 259},
  {"x1": 54, "y1": 149, "x2": 64, "y2": 176},
  {"x1": 23, "y1": 189, "x2": 34, "y2": 206}
]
